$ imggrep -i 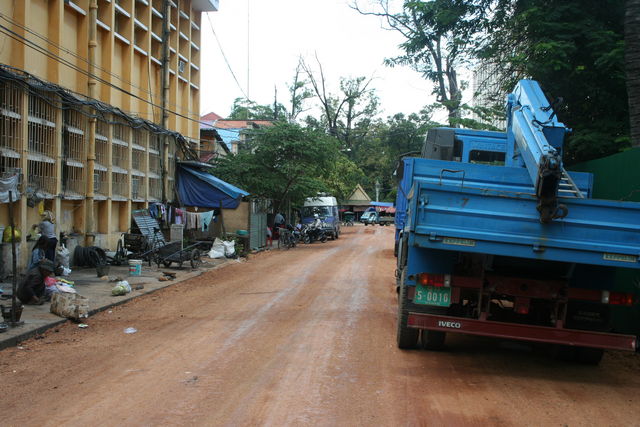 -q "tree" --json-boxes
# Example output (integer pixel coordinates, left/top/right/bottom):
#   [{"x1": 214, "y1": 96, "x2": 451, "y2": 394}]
[
  {"x1": 354, "y1": 109, "x2": 439, "y2": 201},
  {"x1": 288, "y1": 58, "x2": 314, "y2": 122},
  {"x1": 478, "y1": 0, "x2": 629, "y2": 163},
  {"x1": 626, "y1": 0, "x2": 640, "y2": 148},
  {"x1": 320, "y1": 155, "x2": 366, "y2": 202},
  {"x1": 353, "y1": 0, "x2": 486, "y2": 125},
  {"x1": 301, "y1": 55, "x2": 379, "y2": 153},
  {"x1": 227, "y1": 98, "x2": 287, "y2": 121},
  {"x1": 212, "y1": 122, "x2": 340, "y2": 211}
]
